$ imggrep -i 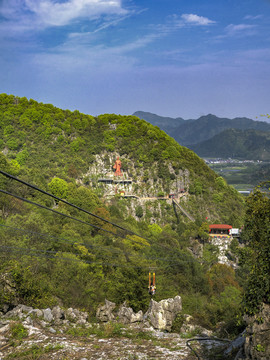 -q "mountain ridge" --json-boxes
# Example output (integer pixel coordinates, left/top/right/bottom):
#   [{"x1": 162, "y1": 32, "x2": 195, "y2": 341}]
[
  {"x1": 189, "y1": 128, "x2": 270, "y2": 160},
  {"x1": 133, "y1": 111, "x2": 270, "y2": 146}
]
